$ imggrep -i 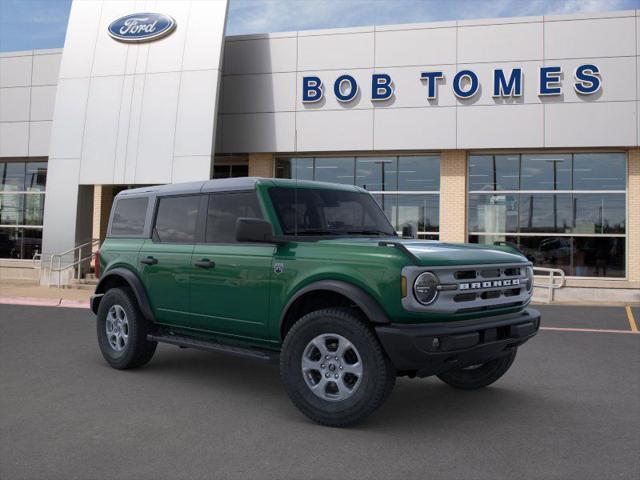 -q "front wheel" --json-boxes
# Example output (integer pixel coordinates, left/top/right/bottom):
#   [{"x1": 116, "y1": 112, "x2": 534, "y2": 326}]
[
  {"x1": 280, "y1": 308, "x2": 396, "y2": 427},
  {"x1": 436, "y1": 348, "x2": 517, "y2": 390}
]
